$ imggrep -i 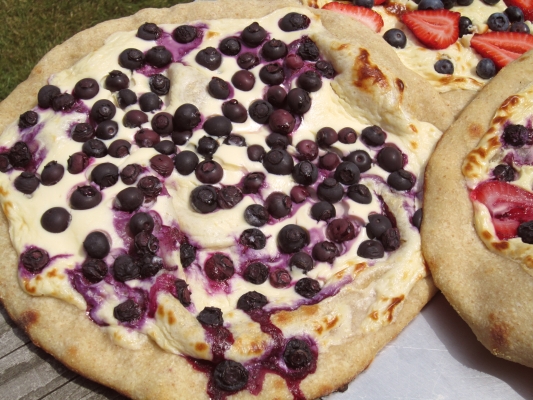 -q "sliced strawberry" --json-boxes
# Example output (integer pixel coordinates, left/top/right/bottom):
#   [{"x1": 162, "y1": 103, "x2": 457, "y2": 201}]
[
  {"x1": 471, "y1": 180, "x2": 533, "y2": 240},
  {"x1": 400, "y1": 10, "x2": 460, "y2": 50},
  {"x1": 374, "y1": 0, "x2": 387, "y2": 4},
  {"x1": 504, "y1": 0, "x2": 533, "y2": 22},
  {"x1": 322, "y1": 2, "x2": 384, "y2": 33},
  {"x1": 470, "y1": 32, "x2": 533, "y2": 70}
]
